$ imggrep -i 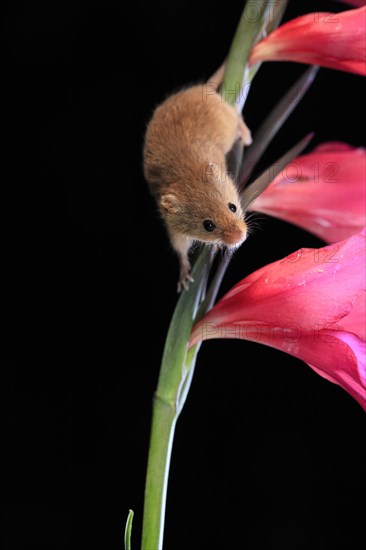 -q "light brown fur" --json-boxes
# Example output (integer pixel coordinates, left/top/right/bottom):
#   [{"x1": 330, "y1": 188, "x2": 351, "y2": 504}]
[{"x1": 143, "y1": 84, "x2": 252, "y2": 291}]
